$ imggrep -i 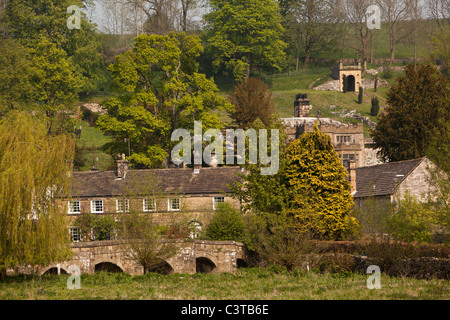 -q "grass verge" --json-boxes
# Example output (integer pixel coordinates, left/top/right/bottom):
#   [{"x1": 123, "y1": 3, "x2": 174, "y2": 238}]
[{"x1": 1, "y1": 268, "x2": 448, "y2": 300}]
